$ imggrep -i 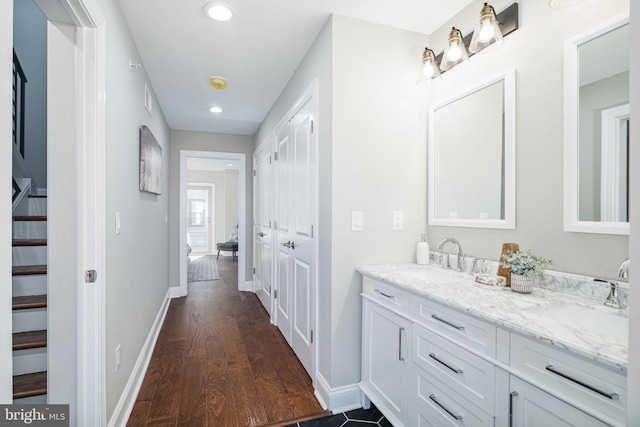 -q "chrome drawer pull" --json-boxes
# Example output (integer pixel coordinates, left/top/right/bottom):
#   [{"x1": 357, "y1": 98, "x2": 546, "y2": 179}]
[
  {"x1": 509, "y1": 391, "x2": 518, "y2": 427},
  {"x1": 431, "y1": 314, "x2": 465, "y2": 331},
  {"x1": 545, "y1": 365, "x2": 620, "y2": 400},
  {"x1": 429, "y1": 394, "x2": 463, "y2": 421},
  {"x1": 375, "y1": 289, "x2": 395, "y2": 300},
  {"x1": 398, "y1": 327, "x2": 406, "y2": 361},
  {"x1": 429, "y1": 353, "x2": 463, "y2": 374}
]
